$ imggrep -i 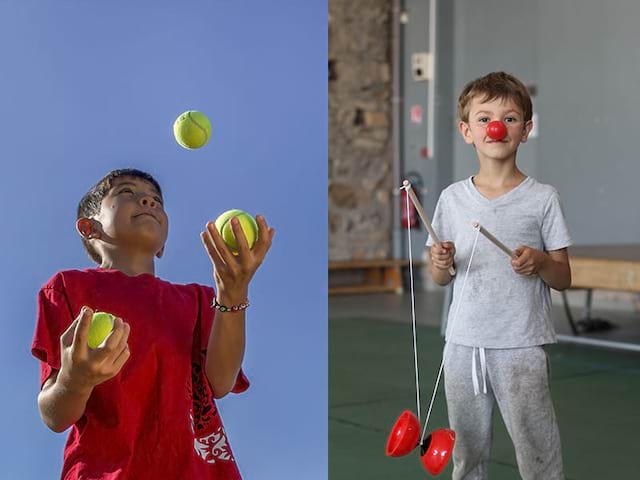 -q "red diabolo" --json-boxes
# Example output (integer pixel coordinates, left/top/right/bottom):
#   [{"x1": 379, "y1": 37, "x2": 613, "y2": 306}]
[
  {"x1": 486, "y1": 120, "x2": 507, "y2": 140},
  {"x1": 385, "y1": 410, "x2": 421, "y2": 457},
  {"x1": 420, "y1": 428, "x2": 456, "y2": 476}
]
